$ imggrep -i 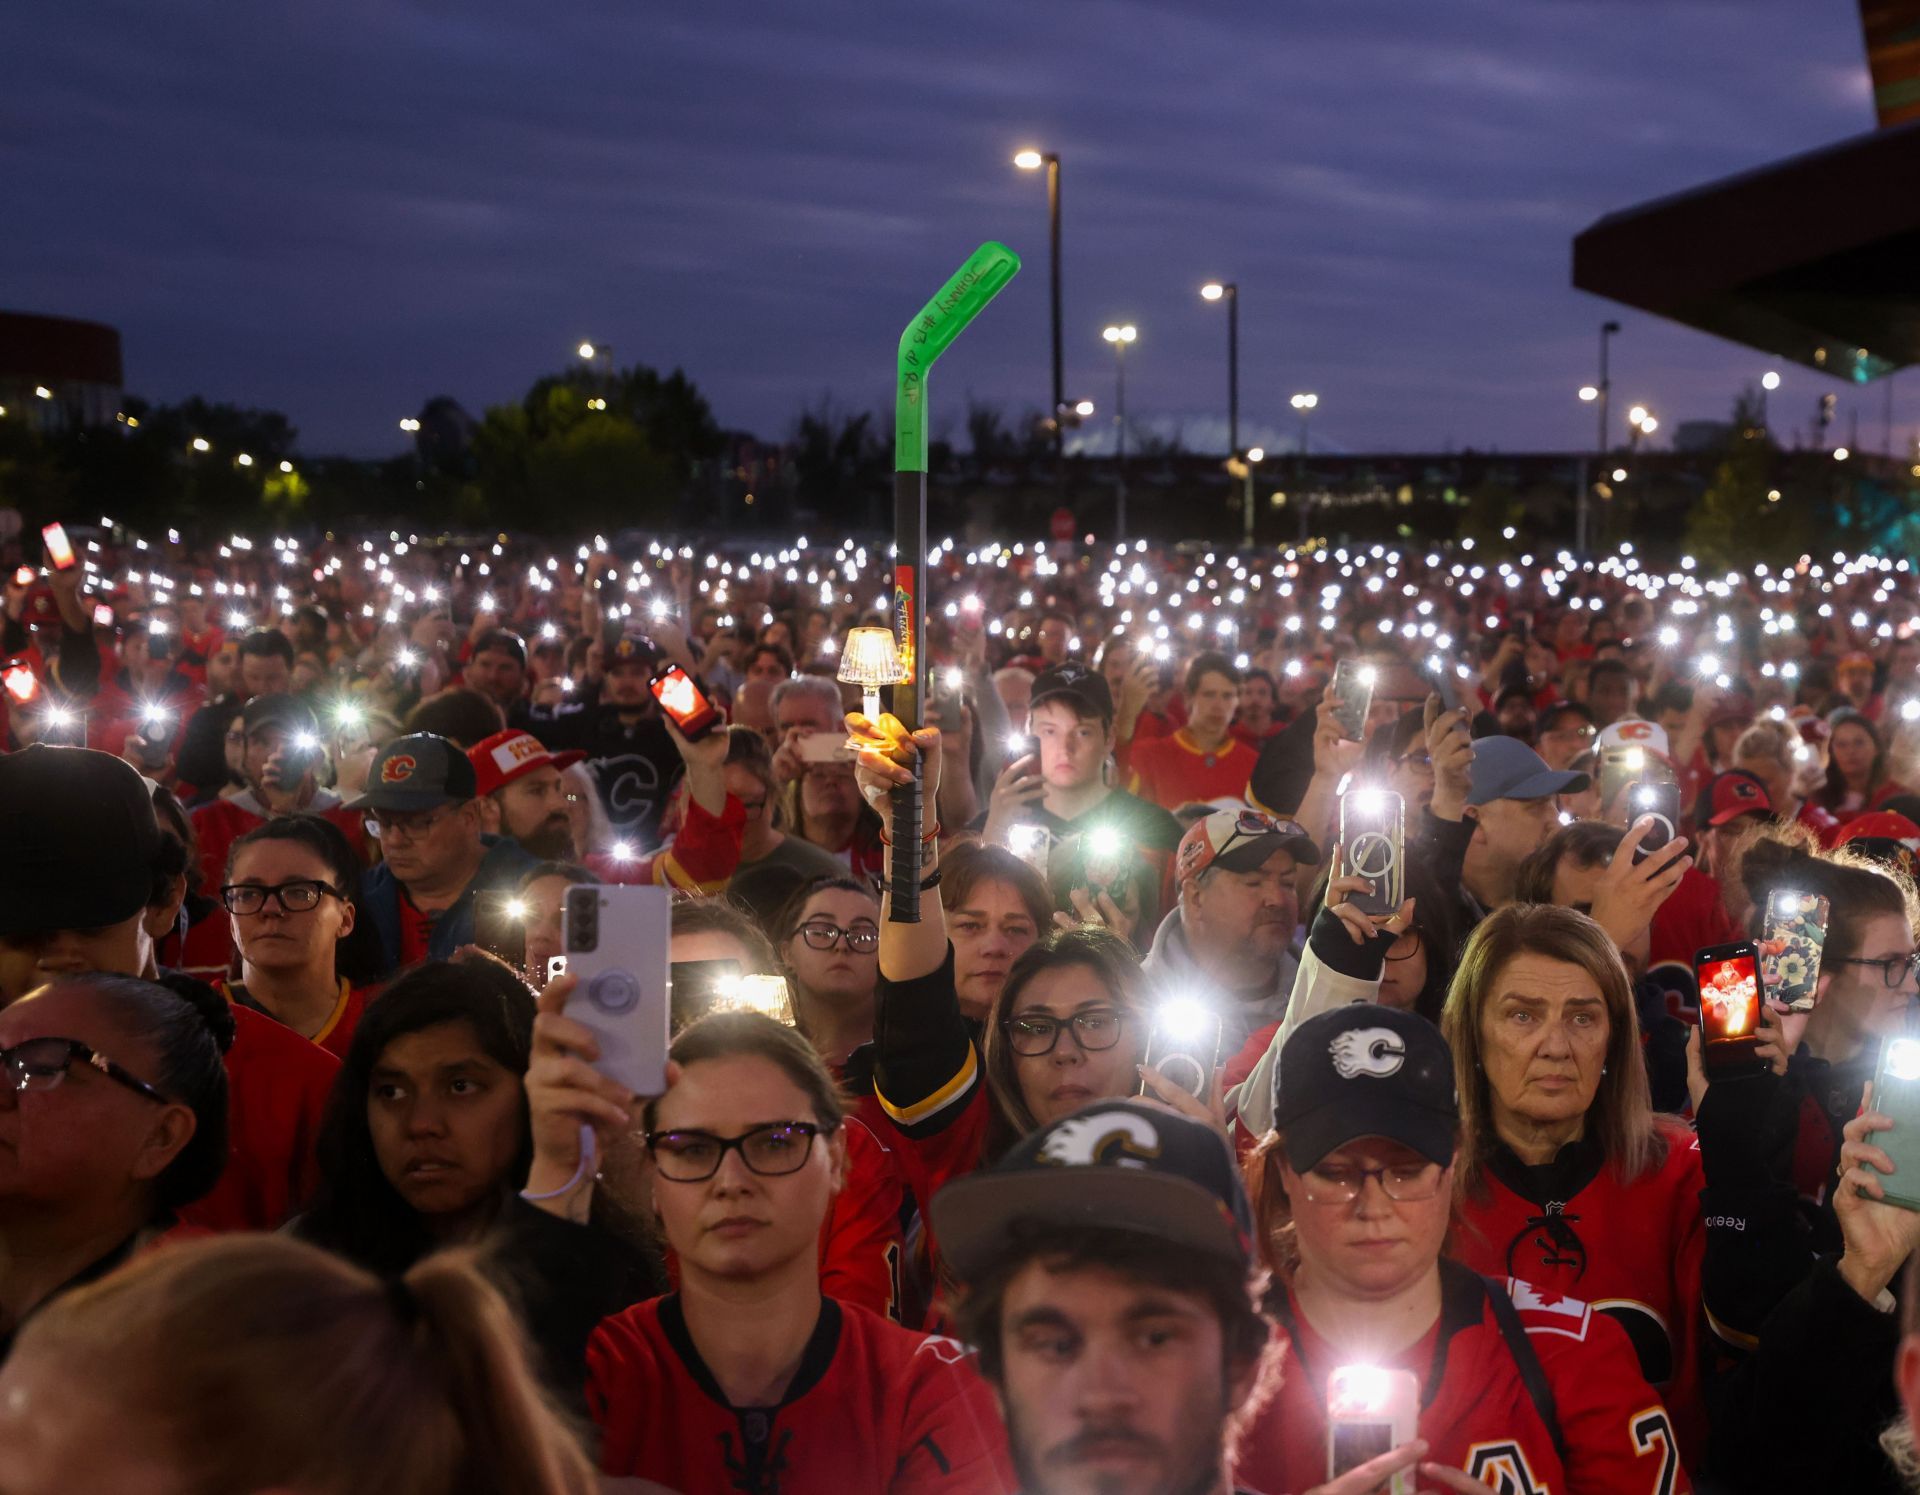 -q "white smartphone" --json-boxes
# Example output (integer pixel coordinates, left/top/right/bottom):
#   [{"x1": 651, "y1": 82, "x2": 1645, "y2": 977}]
[
  {"x1": 561, "y1": 884, "x2": 670, "y2": 1098},
  {"x1": 1327, "y1": 1365, "x2": 1419, "y2": 1493},
  {"x1": 797, "y1": 731, "x2": 854, "y2": 764}
]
